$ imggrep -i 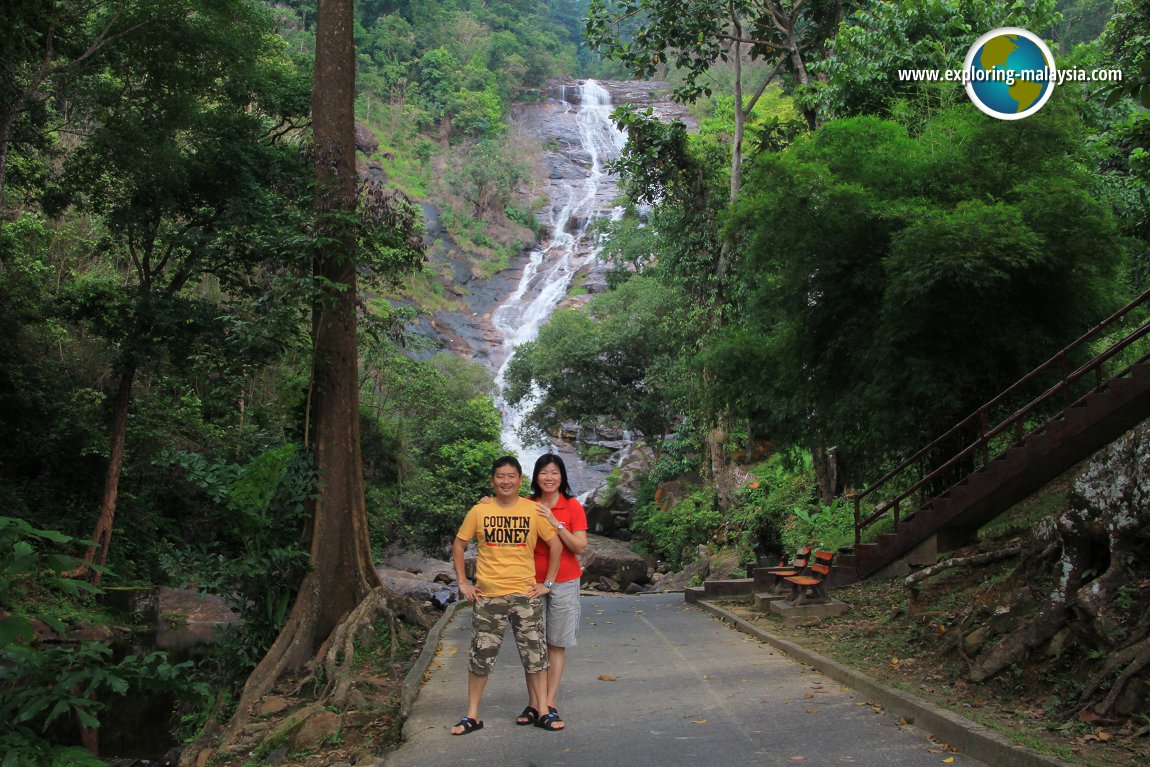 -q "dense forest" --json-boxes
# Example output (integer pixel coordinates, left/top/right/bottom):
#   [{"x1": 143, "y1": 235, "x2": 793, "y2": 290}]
[{"x1": 1, "y1": 0, "x2": 1148, "y2": 764}]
